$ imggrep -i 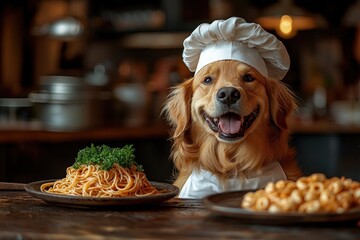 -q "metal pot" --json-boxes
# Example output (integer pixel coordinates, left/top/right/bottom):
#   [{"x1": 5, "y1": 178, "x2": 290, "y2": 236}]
[{"x1": 29, "y1": 76, "x2": 100, "y2": 131}]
